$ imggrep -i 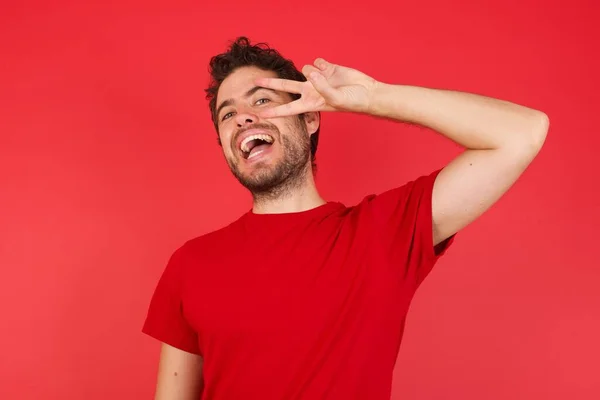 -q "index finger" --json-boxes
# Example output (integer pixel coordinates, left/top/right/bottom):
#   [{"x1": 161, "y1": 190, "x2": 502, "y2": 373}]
[{"x1": 254, "y1": 77, "x2": 304, "y2": 94}]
